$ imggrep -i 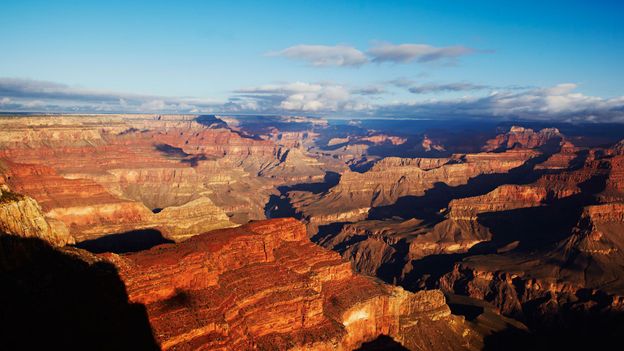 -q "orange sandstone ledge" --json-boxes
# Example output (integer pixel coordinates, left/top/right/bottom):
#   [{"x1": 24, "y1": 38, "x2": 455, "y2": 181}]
[{"x1": 103, "y1": 218, "x2": 477, "y2": 350}]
